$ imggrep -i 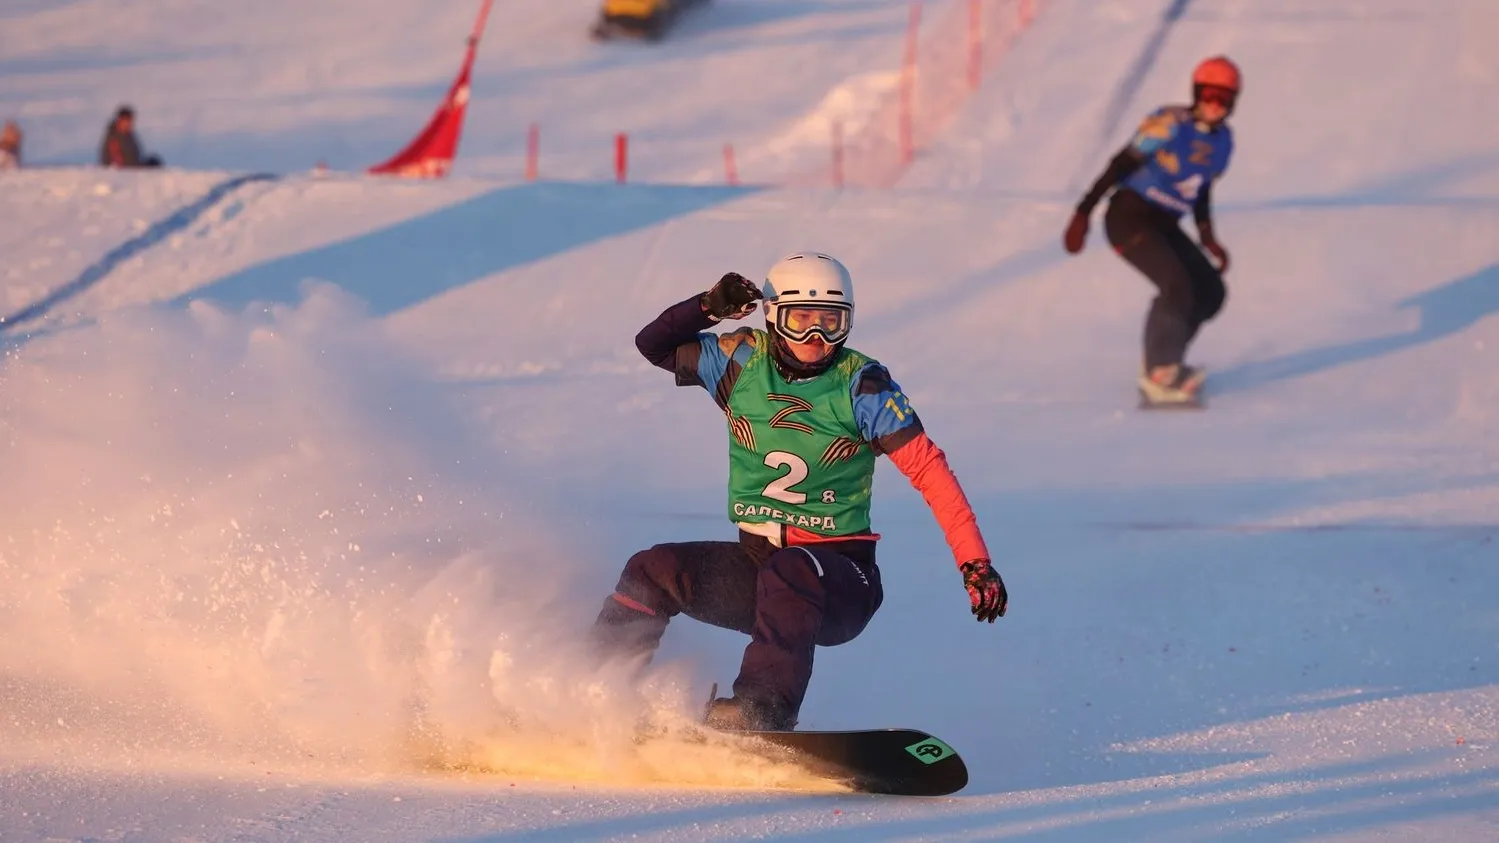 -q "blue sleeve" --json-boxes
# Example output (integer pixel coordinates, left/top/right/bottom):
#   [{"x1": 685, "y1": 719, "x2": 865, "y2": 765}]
[
  {"x1": 686, "y1": 328, "x2": 758, "y2": 408},
  {"x1": 850, "y1": 363, "x2": 923, "y2": 454},
  {"x1": 1217, "y1": 130, "x2": 1234, "y2": 179},
  {"x1": 1129, "y1": 108, "x2": 1181, "y2": 156},
  {"x1": 691, "y1": 333, "x2": 731, "y2": 390}
]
